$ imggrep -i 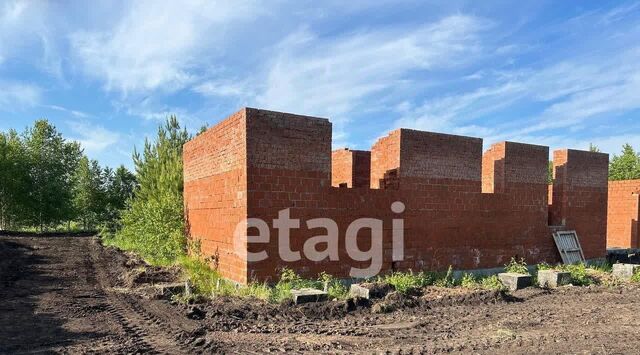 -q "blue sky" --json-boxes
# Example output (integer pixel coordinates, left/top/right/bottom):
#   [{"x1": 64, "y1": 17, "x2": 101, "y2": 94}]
[{"x1": 1, "y1": 0, "x2": 639, "y2": 169}]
